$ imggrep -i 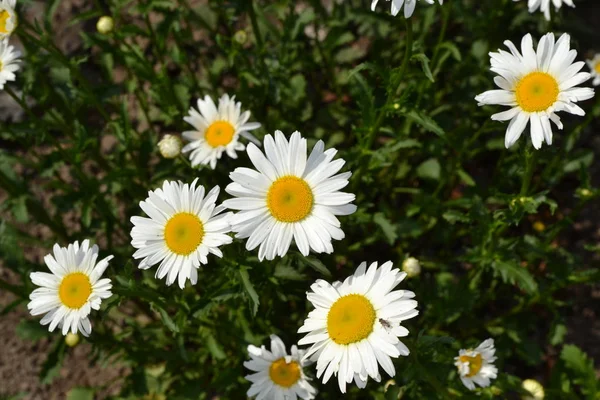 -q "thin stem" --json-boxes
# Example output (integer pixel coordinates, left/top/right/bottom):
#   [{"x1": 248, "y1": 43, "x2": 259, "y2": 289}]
[
  {"x1": 520, "y1": 147, "x2": 537, "y2": 196},
  {"x1": 248, "y1": 0, "x2": 263, "y2": 49}
]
